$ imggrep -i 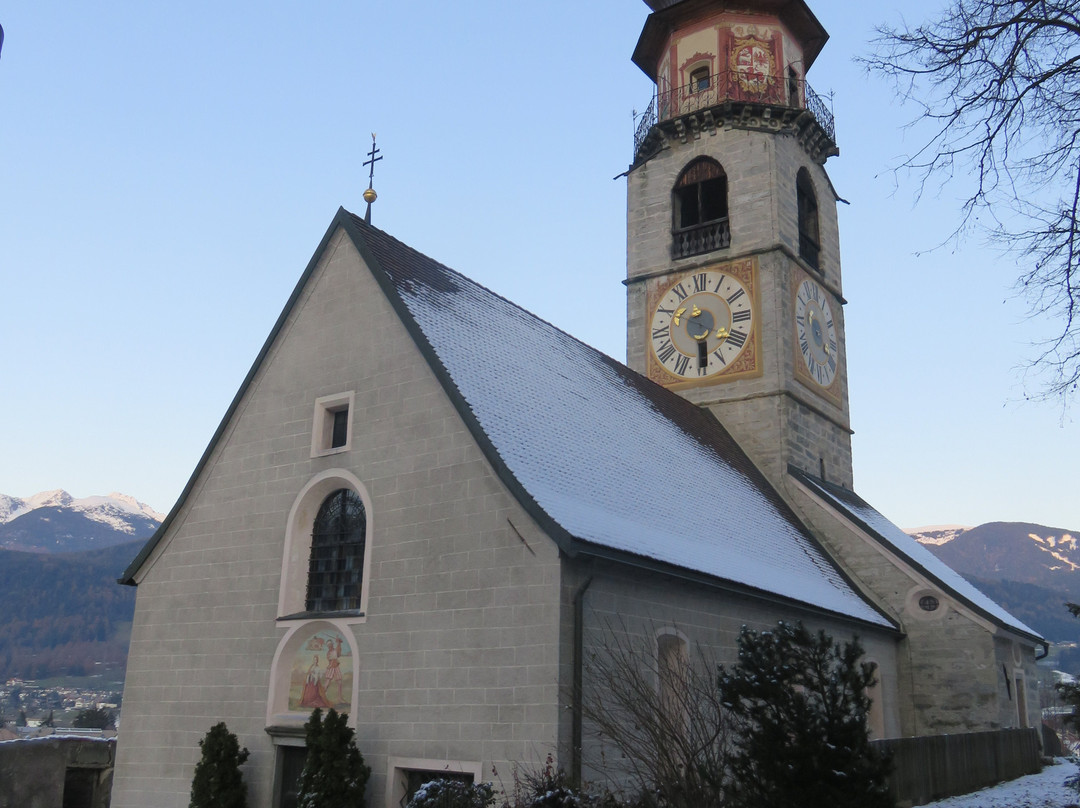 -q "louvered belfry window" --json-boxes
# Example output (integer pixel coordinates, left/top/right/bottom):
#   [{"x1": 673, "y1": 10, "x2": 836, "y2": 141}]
[{"x1": 306, "y1": 488, "x2": 366, "y2": 612}]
